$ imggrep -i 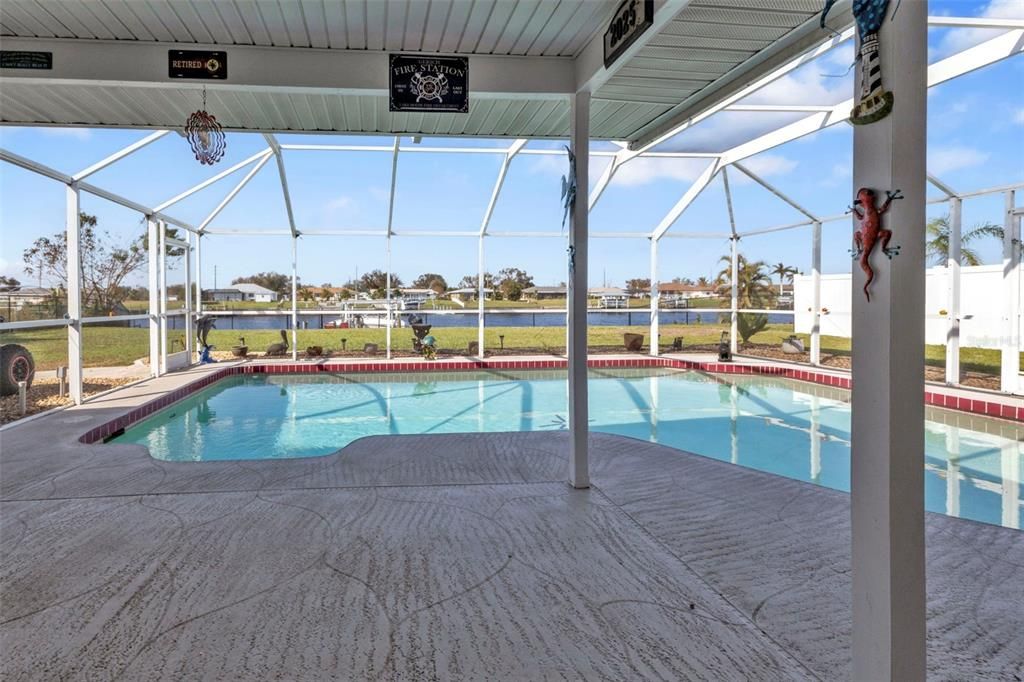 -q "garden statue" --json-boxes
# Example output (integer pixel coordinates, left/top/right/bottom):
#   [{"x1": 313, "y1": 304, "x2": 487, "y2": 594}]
[
  {"x1": 422, "y1": 334, "x2": 437, "y2": 360},
  {"x1": 265, "y1": 329, "x2": 289, "y2": 356},
  {"x1": 195, "y1": 315, "x2": 217, "y2": 364}
]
